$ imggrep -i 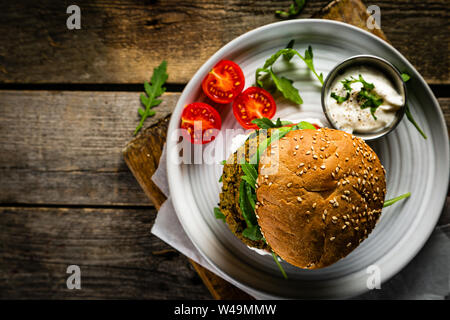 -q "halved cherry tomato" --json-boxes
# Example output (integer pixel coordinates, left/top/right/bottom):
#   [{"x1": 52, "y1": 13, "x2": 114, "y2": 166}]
[
  {"x1": 232, "y1": 87, "x2": 276, "y2": 129},
  {"x1": 180, "y1": 102, "x2": 222, "y2": 144},
  {"x1": 201, "y1": 60, "x2": 245, "y2": 104}
]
